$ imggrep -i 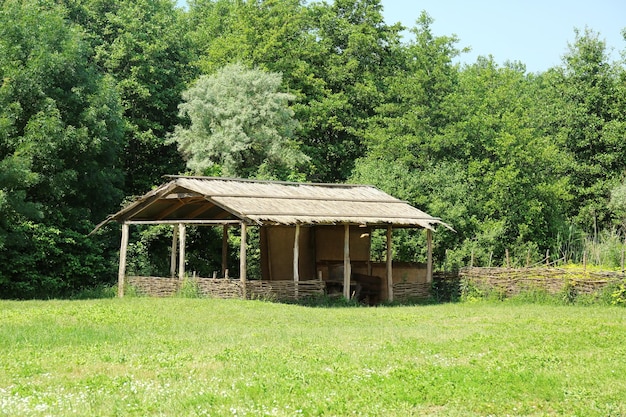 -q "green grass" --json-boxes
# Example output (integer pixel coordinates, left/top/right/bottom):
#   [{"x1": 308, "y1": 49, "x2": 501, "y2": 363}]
[{"x1": 1, "y1": 299, "x2": 625, "y2": 416}]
